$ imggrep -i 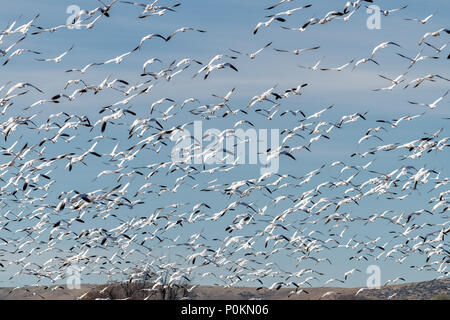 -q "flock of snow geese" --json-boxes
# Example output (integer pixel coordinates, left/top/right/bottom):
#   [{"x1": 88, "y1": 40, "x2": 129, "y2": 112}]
[{"x1": 0, "y1": 0, "x2": 449, "y2": 299}]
